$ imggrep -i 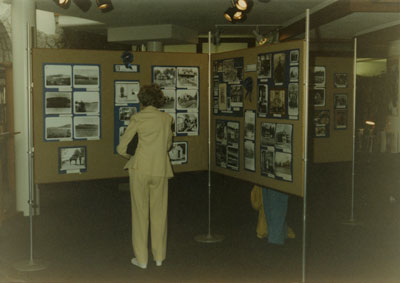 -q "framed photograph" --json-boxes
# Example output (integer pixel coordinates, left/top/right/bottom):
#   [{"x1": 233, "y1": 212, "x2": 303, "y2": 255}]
[
  {"x1": 311, "y1": 66, "x2": 326, "y2": 87},
  {"x1": 257, "y1": 84, "x2": 268, "y2": 117},
  {"x1": 314, "y1": 110, "x2": 330, "y2": 137},
  {"x1": 229, "y1": 85, "x2": 243, "y2": 108},
  {"x1": 261, "y1": 148, "x2": 275, "y2": 177},
  {"x1": 244, "y1": 140, "x2": 255, "y2": 172},
  {"x1": 177, "y1": 67, "x2": 199, "y2": 89},
  {"x1": 119, "y1": 106, "x2": 137, "y2": 122},
  {"x1": 275, "y1": 123, "x2": 293, "y2": 153},
  {"x1": 176, "y1": 89, "x2": 198, "y2": 111},
  {"x1": 289, "y1": 66, "x2": 299, "y2": 82},
  {"x1": 176, "y1": 112, "x2": 198, "y2": 135},
  {"x1": 290, "y1": 50, "x2": 299, "y2": 65},
  {"x1": 269, "y1": 89, "x2": 286, "y2": 117},
  {"x1": 261, "y1": 122, "x2": 276, "y2": 147},
  {"x1": 334, "y1": 73, "x2": 348, "y2": 88},
  {"x1": 45, "y1": 116, "x2": 72, "y2": 141},
  {"x1": 218, "y1": 83, "x2": 228, "y2": 111},
  {"x1": 227, "y1": 121, "x2": 240, "y2": 149},
  {"x1": 273, "y1": 53, "x2": 286, "y2": 86},
  {"x1": 45, "y1": 91, "x2": 72, "y2": 115},
  {"x1": 159, "y1": 89, "x2": 175, "y2": 111},
  {"x1": 44, "y1": 64, "x2": 72, "y2": 89},
  {"x1": 274, "y1": 151, "x2": 292, "y2": 181},
  {"x1": 311, "y1": 87, "x2": 325, "y2": 107},
  {"x1": 288, "y1": 83, "x2": 299, "y2": 118},
  {"x1": 244, "y1": 110, "x2": 256, "y2": 141},
  {"x1": 59, "y1": 146, "x2": 87, "y2": 174},
  {"x1": 115, "y1": 81, "x2": 140, "y2": 104},
  {"x1": 222, "y1": 59, "x2": 240, "y2": 83},
  {"x1": 227, "y1": 146, "x2": 239, "y2": 171},
  {"x1": 153, "y1": 66, "x2": 176, "y2": 88},
  {"x1": 257, "y1": 53, "x2": 272, "y2": 78},
  {"x1": 169, "y1": 141, "x2": 188, "y2": 165},
  {"x1": 334, "y1": 109, "x2": 347, "y2": 129},
  {"x1": 73, "y1": 65, "x2": 100, "y2": 89},
  {"x1": 216, "y1": 120, "x2": 227, "y2": 145},
  {"x1": 334, "y1": 94, "x2": 348, "y2": 109},
  {"x1": 73, "y1": 116, "x2": 100, "y2": 139},
  {"x1": 73, "y1": 91, "x2": 100, "y2": 115}
]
